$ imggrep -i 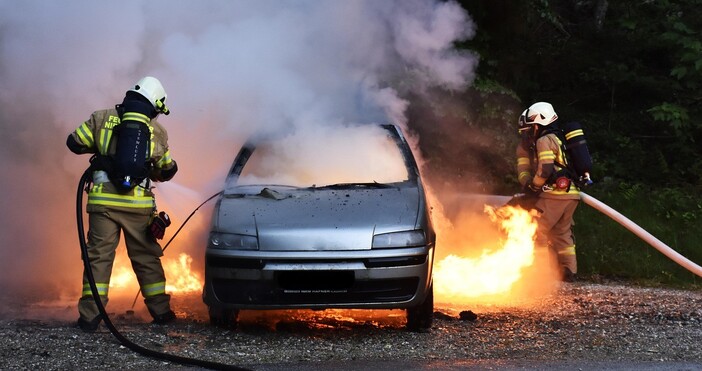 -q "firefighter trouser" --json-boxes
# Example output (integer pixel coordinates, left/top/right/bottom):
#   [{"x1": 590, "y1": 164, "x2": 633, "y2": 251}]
[
  {"x1": 78, "y1": 209, "x2": 172, "y2": 322},
  {"x1": 534, "y1": 197, "x2": 579, "y2": 274}
]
